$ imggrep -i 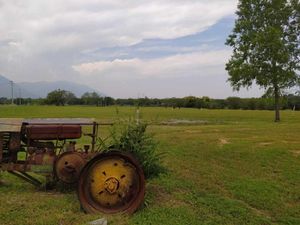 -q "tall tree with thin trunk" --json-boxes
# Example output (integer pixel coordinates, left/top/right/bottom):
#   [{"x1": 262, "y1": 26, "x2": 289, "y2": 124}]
[{"x1": 226, "y1": 0, "x2": 300, "y2": 121}]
